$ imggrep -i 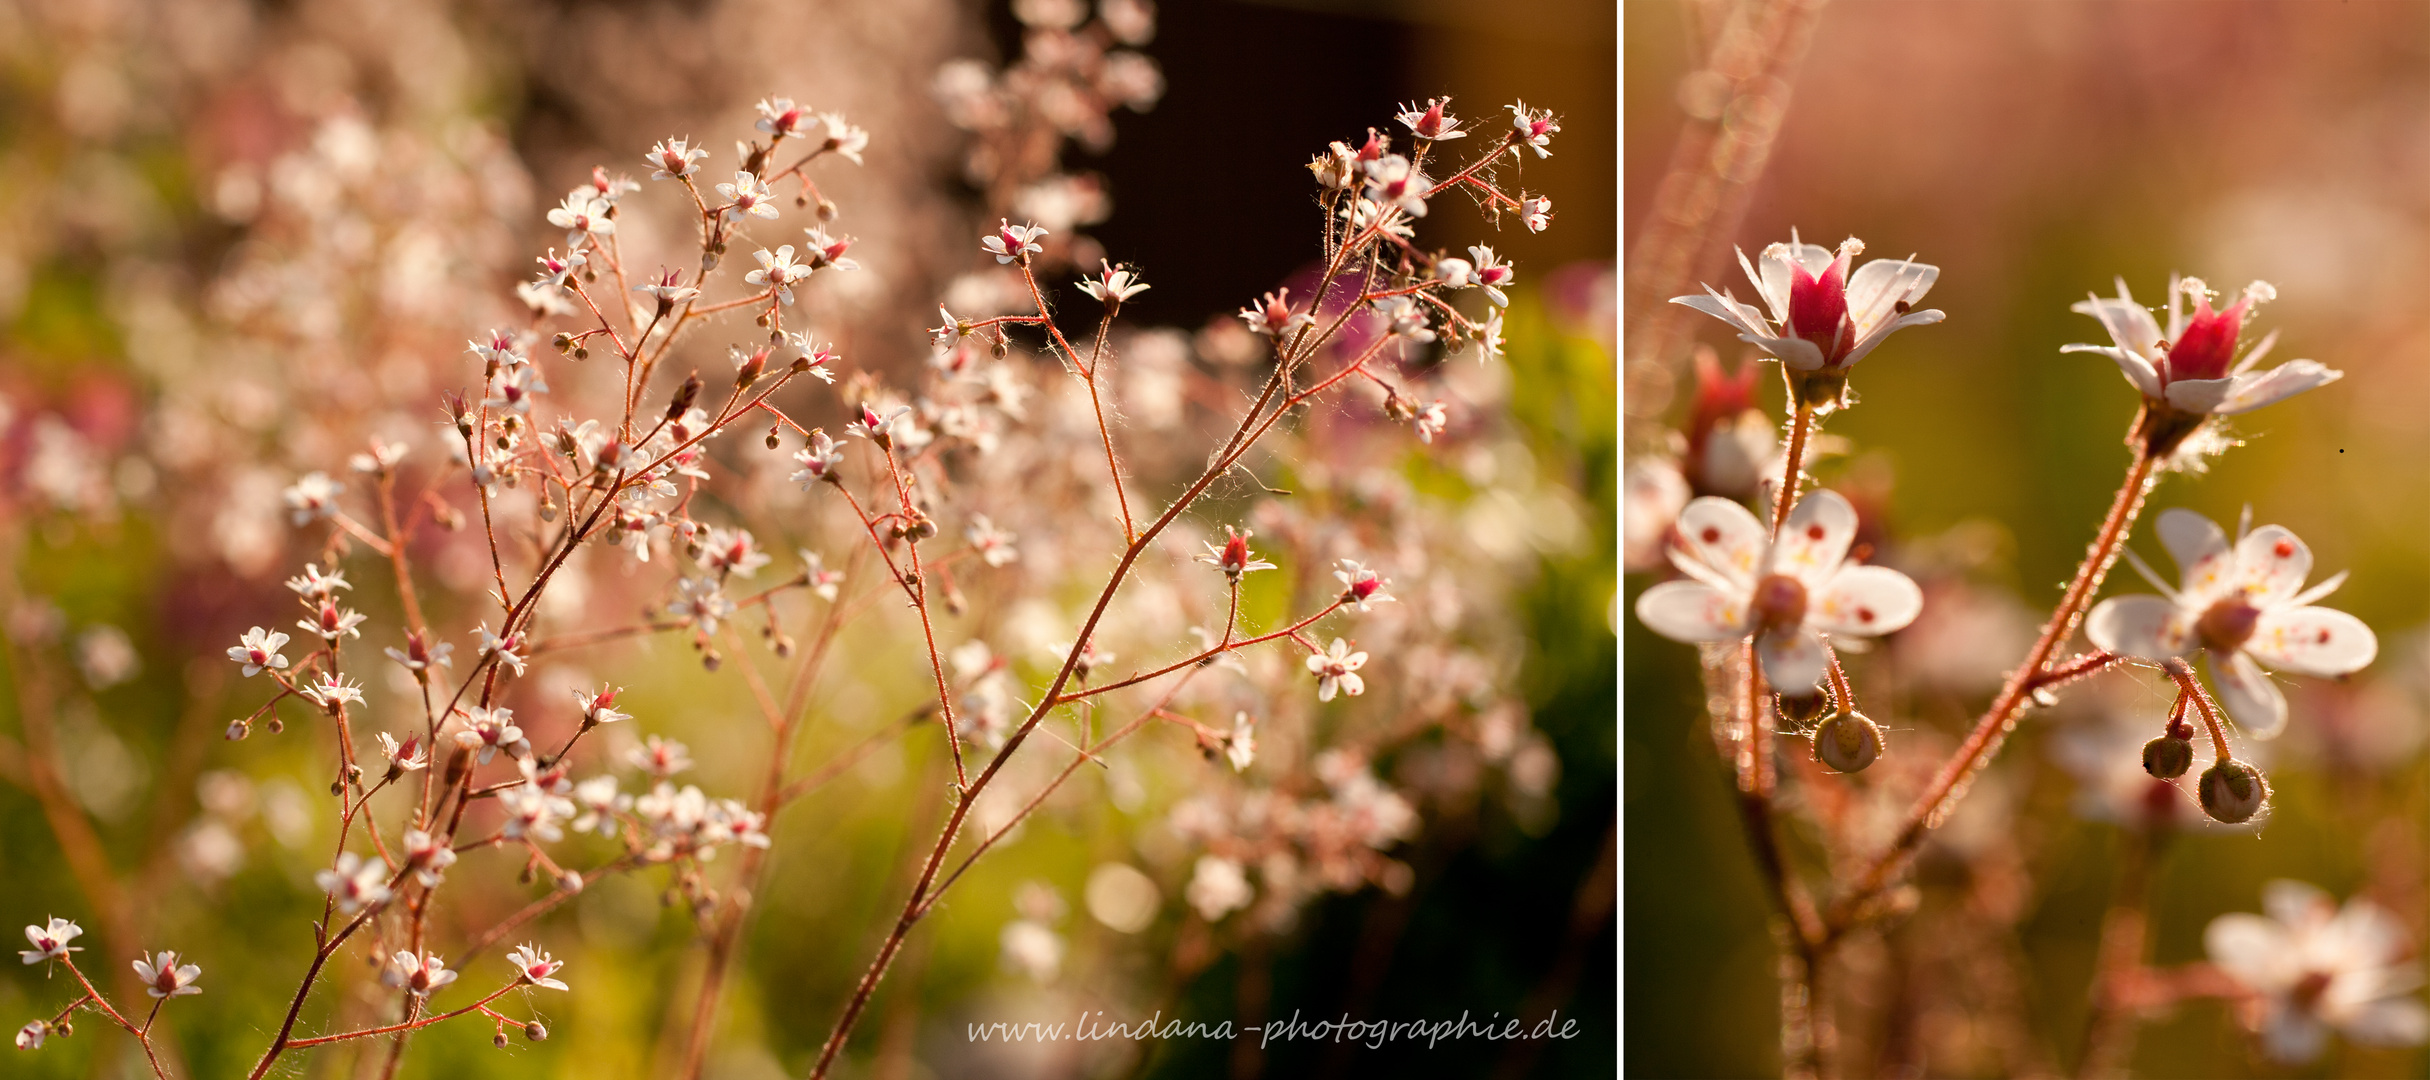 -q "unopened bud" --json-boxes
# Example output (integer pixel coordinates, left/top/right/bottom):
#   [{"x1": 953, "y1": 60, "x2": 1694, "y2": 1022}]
[
  {"x1": 267, "y1": 717, "x2": 285, "y2": 734},
  {"x1": 226, "y1": 720, "x2": 248, "y2": 741},
  {"x1": 2198, "y1": 759, "x2": 2269, "y2": 824},
  {"x1": 766, "y1": 424, "x2": 783, "y2": 449},
  {"x1": 735, "y1": 348, "x2": 768, "y2": 388},
  {"x1": 815, "y1": 198, "x2": 838, "y2": 221},
  {"x1": 1775, "y1": 691, "x2": 1832, "y2": 731},
  {"x1": 525, "y1": 1020, "x2": 549, "y2": 1042},
  {"x1": 494, "y1": 1030, "x2": 510, "y2": 1050},
  {"x1": 572, "y1": 346, "x2": 589, "y2": 360},
  {"x1": 1813, "y1": 712, "x2": 1884, "y2": 773},
  {"x1": 2142, "y1": 735, "x2": 2193, "y2": 779},
  {"x1": 669, "y1": 373, "x2": 703, "y2": 418}
]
